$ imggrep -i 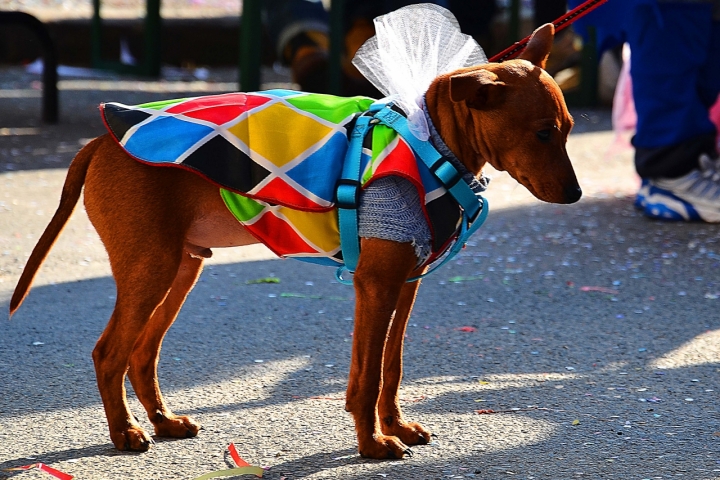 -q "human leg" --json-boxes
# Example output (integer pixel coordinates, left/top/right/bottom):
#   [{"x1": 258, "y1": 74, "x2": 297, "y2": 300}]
[{"x1": 628, "y1": 3, "x2": 720, "y2": 221}]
